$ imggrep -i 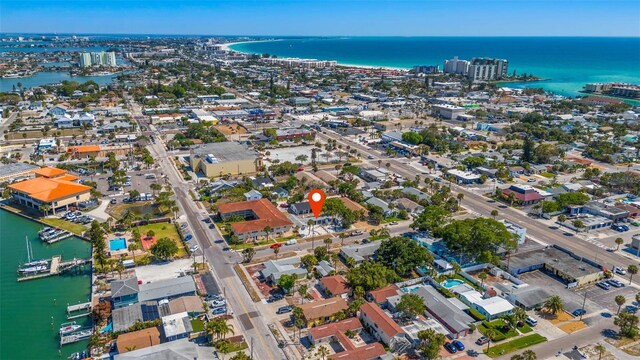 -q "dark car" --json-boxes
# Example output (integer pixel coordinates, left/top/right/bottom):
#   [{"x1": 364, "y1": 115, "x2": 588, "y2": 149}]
[
  {"x1": 443, "y1": 342, "x2": 457, "y2": 354},
  {"x1": 452, "y1": 340, "x2": 465, "y2": 351},
  {"x1": 467, "y1": 350, "x2": 479, "y2": 357},
  {"x1": 184, "y1": 234, "x2": 193, "y2": 241},
  {"x1": 276, "y1": 306, "x2": 293, "y2": 314},
  {"x1": 572, "y1": 308, "x2": 586, "y2": 317},
  {"x1": 475, "y1": 336, "x2": 489, "y2": 345}
]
